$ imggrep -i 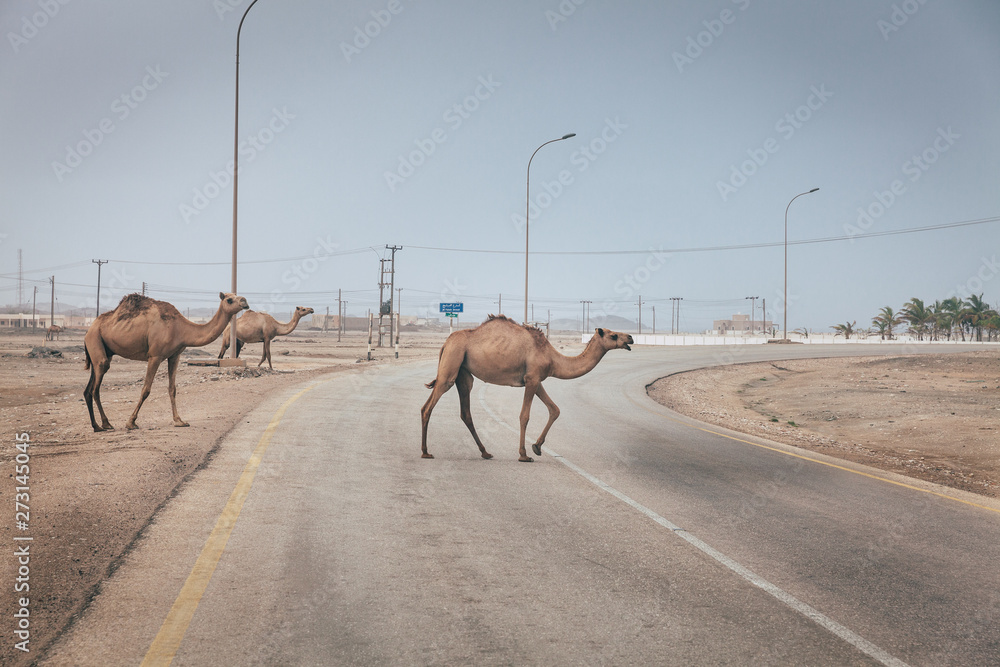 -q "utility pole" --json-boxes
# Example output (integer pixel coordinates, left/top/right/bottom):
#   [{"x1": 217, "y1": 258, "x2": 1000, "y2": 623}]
[
  {"x1": 670, "y1": 297, "x2": 683, "y2": 334},
  {"x1": 652, "y1": 305, "x2": 656, "y2": 335},
  {"x1": 337, "y1": 289, "x2": 342, "y2": 342},
  {"x1": 324, "y1": 306, "x2": 329, "y2": 333},
  {"x1": 32, "y1": 286, "x2": 37, "y2": 330},
  {"x1": 92, "y1": 259, "x2": 108, "y2": 317},
  {"x1": 142, "y1": 282, "x2": 147, "y2": 296},
  {"x1": 580, "y1": 300, "x2": 592, "y2": 332},
  {"x1": 396, "y1": 287, "x2": 402, "y2": 346},
  {"x1": 636, "y1": 294, "x2": 643, "y2": 335},
  {"x1": 386, "y1": 244, "x2": 401, "y2": 345},
  {"x1": 49, "y1": 276, "x2": 54, "y2": 329},
  {"x1": 497, "y1": 293, "x2": 502, "y2": 315},
  {"x1": 17, "y1": 249, "x2": 23, "y2": 308},
  {"x1": 745, "y1": 296, "x2": 758, "y2": 335}
]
